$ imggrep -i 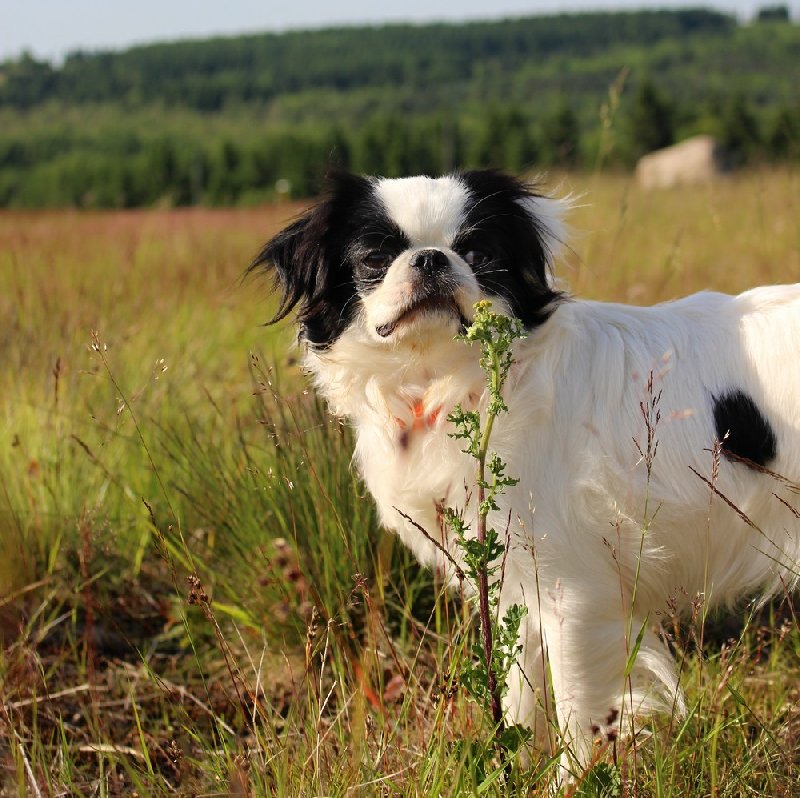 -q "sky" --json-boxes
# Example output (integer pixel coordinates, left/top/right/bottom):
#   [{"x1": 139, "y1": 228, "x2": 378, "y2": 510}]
[{"x1": 3, "y1": 0, "x2": 797, "y2": 62}]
